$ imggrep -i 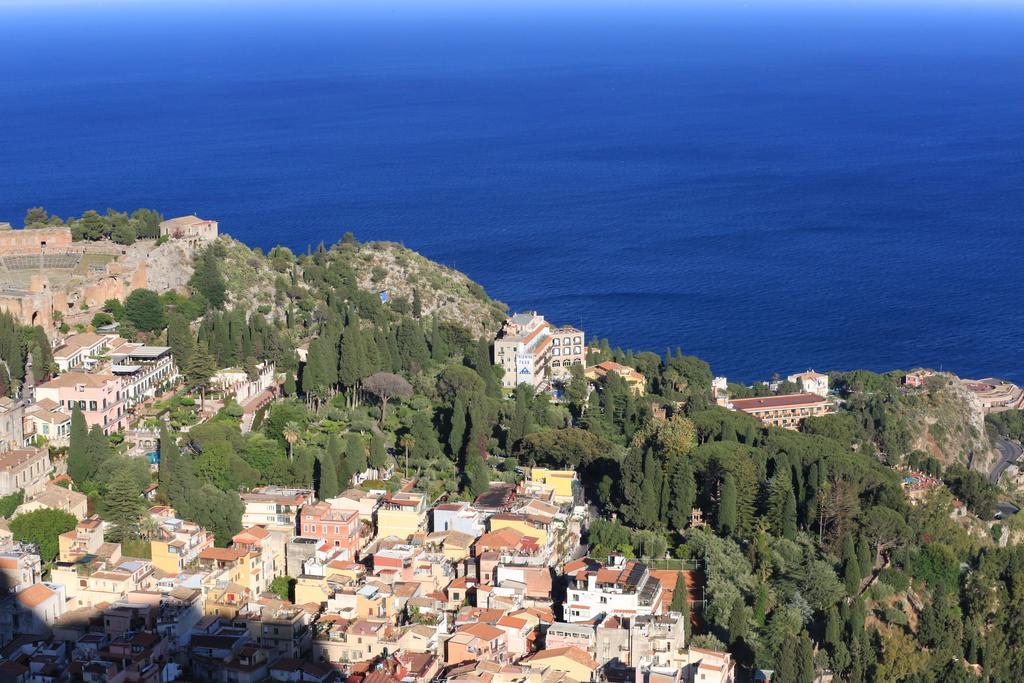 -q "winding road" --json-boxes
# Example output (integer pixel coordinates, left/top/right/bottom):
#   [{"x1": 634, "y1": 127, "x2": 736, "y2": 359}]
[
  {"x1": 989, "y1": 436, "x2": 1023, "y2": 518},
  {"x1": 989, "y1": 436, "x2": 1023, "y2": 485}
]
